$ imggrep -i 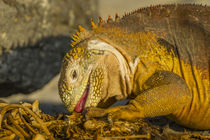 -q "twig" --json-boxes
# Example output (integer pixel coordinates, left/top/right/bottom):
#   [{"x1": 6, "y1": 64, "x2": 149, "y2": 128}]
[
  {"x1": 4, "y1": 119, "x2": 24, "y2": 139},
  {"x1": 97, "y1": 133, "x2": 151, "y2": 139},
  {"x1": 0, "y1": 104, "x2": 53, "y2": 139},
  {"x1": 0, "y1": 133, "x2": 16, "y2": 140},
  {"x1": 19, "y1": 113, "x2": 38, "y2": 135},
  {"x1": 8, "y1": 114, "x2": 30, "y2": 138}
]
